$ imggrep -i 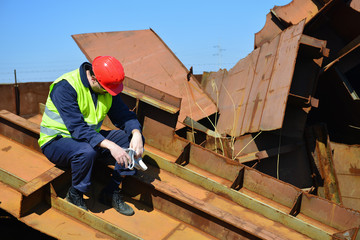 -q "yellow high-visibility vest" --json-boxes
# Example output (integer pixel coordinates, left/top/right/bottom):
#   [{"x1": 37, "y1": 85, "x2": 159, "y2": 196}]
[{"x1": 38, "y1": 69, "x2": 112, "y2": 147}]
